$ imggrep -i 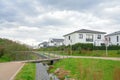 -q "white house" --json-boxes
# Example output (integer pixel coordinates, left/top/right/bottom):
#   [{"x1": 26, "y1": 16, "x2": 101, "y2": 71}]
[
  {"x1": 63, "y1": 29, "x2": 106, "y2": 46},
  {"x1": 105, "y1": 31, "x2": 120, "y2": 46},
  {"x1": 48, "y1": 38, "x2": 64, "y2": 47},
  {"x1": 38, "y1": 41, "x2": 49, "y2": 48}
]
